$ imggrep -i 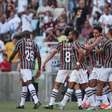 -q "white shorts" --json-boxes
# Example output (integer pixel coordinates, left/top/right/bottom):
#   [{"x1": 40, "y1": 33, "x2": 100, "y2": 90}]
[
  {"x1": 89, "y1": 67, "x2": 104, "y2": 80},
  {"x1": 97, "y1": 67, "x2": 111, "y2": 82},
  {"x1": 89, "y1": 67, "x2": 101, "y2": 80},
  {"x1": 20, "y1": 69, "x2": 33, "y2": 82},
  {"x1": 55, "y1": 70, "x2": 71, "y2": 83},
  {"x1": 69, "y1": 69, "x2": 88, "y2": 84},
  {"x1": 103, "y1": 68, "x2": 112, "y2": 82}
]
